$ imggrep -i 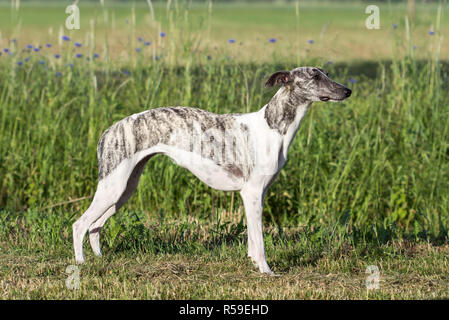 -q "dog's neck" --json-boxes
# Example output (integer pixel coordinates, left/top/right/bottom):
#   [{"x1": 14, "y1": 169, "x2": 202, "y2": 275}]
[
  {"x1": 261, "y1": 86, "x2": 312, "y2": 162},
  {"x1": 263, "y1": 86, "x2": 311, "y2": 135}
]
